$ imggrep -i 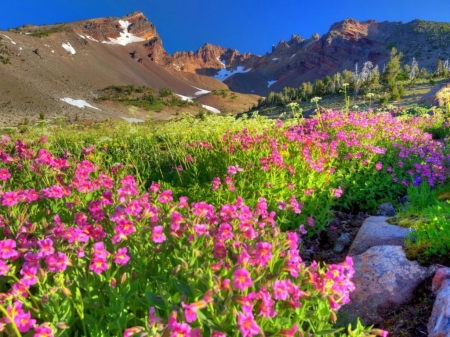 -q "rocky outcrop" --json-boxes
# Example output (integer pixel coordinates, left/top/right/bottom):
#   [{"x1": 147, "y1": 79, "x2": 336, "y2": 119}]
[
  {"x1": 428, "y1": 268, "x2": 450, "y2": 337},
  {"x1": 347, "y1": 216, "x2": 413, "y2": 256},
  {"x1": 419, "y1": 83, "x2": 450, "y2": 106},
  {"x1": 340, "y1": 245, "x2": 436, "y2": 325},
  {"x1": 170, "y1": 43, "x2": 259, "y2": 75}
]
